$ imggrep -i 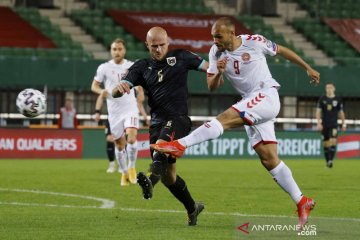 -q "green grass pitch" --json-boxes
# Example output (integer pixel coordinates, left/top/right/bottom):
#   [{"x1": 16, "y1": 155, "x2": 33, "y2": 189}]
[{"x1": 0, "y1": 158, "x2": 359, "y2": 240}]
